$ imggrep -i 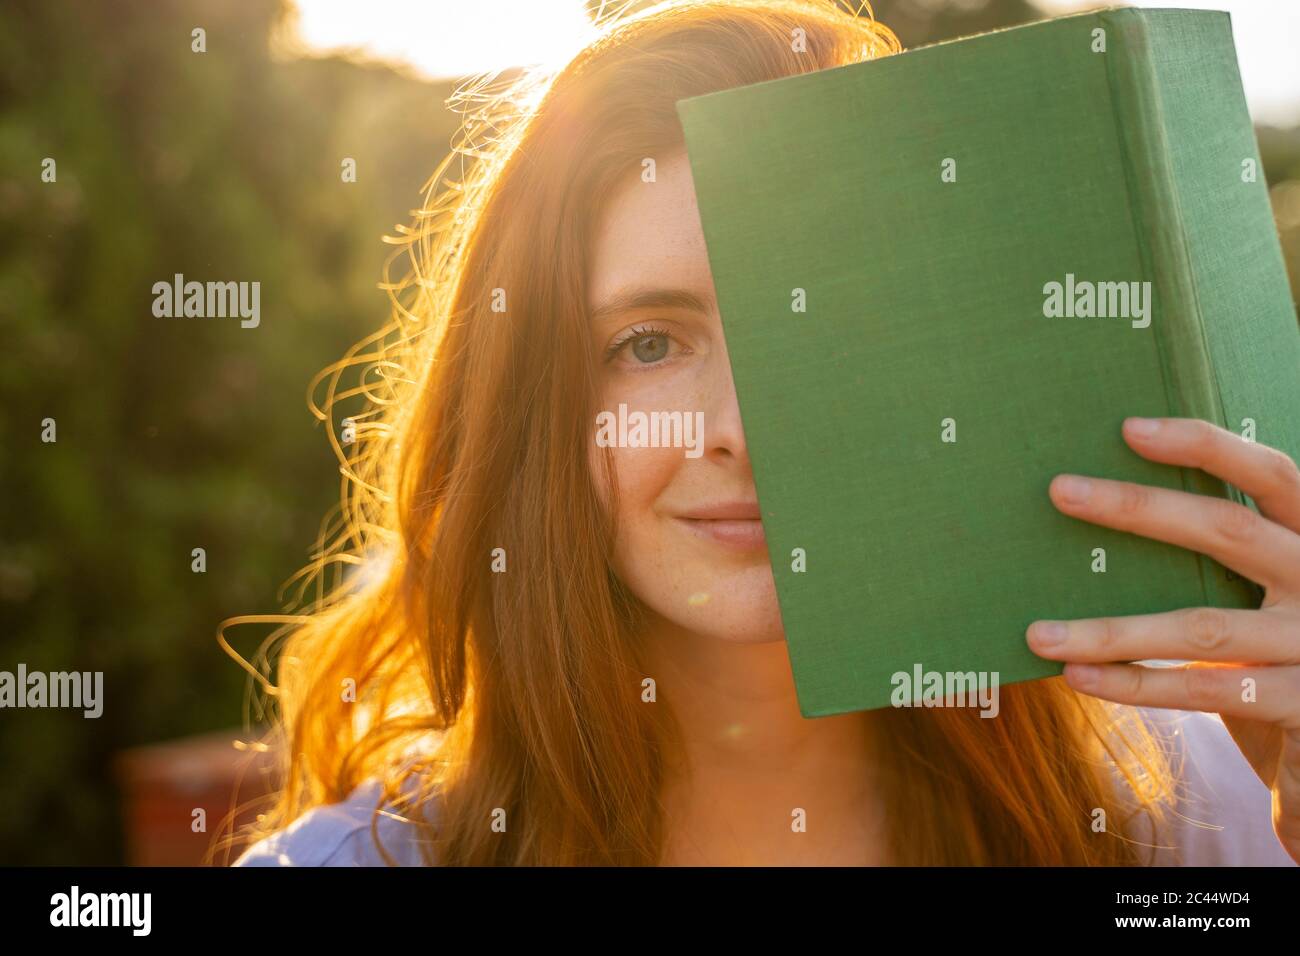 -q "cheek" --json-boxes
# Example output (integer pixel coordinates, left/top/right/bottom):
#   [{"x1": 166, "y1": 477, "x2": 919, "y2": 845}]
[
  {"x1": 605, "y1": 445, "x2": 688, "y2": 608},
  {"x1": 591, "y1": 442, "x2": 784, "y2": 645},
  {"x1": 589, "y1": 440, "x2": 680, "y2": 552}
]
